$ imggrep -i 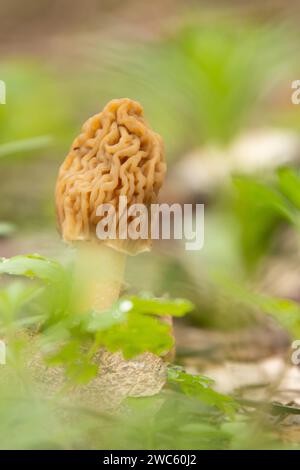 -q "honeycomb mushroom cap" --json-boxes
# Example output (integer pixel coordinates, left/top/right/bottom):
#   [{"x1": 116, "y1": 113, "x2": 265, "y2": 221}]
[{"x1": 55, "y1": 98, "x2": 166, "y2": 254}]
